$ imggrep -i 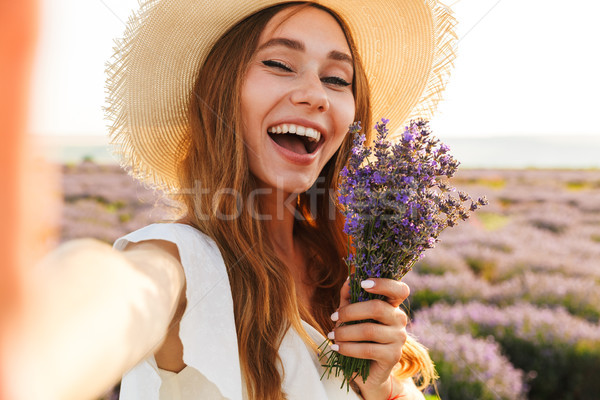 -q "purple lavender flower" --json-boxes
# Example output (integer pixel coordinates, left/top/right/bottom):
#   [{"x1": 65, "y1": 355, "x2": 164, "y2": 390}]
[
  {"x1": 320, "y1": 119, "x2": 487, "y2": 389},
  {"x1": 410, "y1": 321, "x2": 527, "y2": 400},
  {"x1": 415, "y1": 302, "x2": 600, "y2": 398}
]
